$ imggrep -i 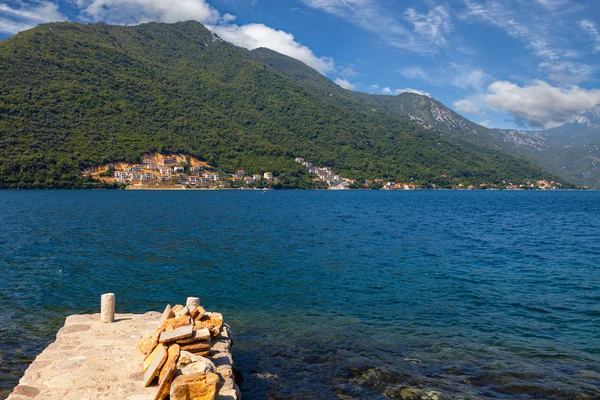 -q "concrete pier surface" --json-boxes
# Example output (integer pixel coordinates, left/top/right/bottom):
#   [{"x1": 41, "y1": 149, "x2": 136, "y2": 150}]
[{"x1": 7, "y1": 312, "x2": 240, "y2": 400}]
